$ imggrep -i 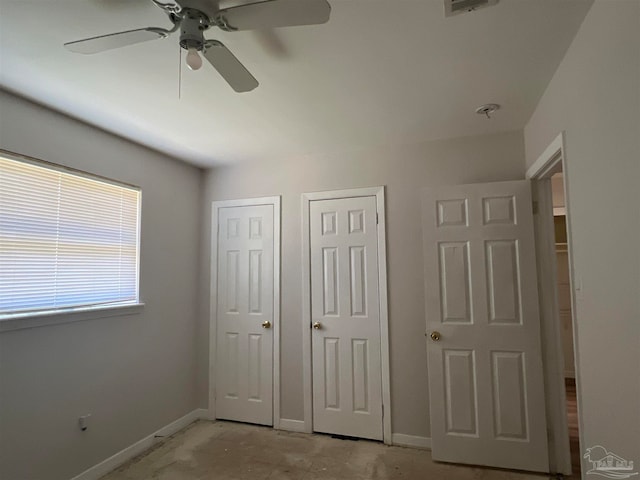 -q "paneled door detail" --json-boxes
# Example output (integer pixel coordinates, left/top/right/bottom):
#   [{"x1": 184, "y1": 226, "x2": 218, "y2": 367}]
[
  {"x1": 310, "y1": 196, "x2": 383, "y2": 440},
  {"x1": 422, "y1": 180, "x2": 549, "y2": 472},
  {"x1": 216, "y1": 204, "x2": 274, "y2": 425}
]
